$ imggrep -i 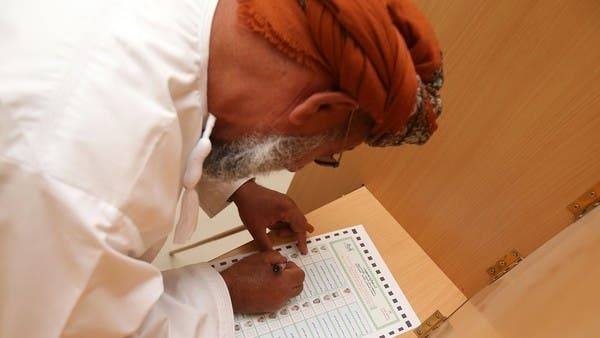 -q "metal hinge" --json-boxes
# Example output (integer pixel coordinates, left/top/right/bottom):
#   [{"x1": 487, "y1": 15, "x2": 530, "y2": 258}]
[
  {"x1": 567, "y1": 182, "x2": 600, "y2": 221},
  {"x1": 487, "y1": 250, "x2": 523, "y2": 282},
  {"x1": 414, "y1": 310, "x2": 447, "y2": 338}
]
